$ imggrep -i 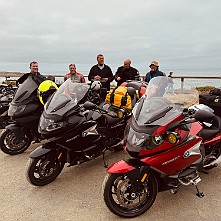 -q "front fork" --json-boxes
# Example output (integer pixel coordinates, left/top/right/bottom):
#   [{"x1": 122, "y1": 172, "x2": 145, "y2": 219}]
[{"x1": 107, "y1": 158, "x2": 152, "y2": 192}]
